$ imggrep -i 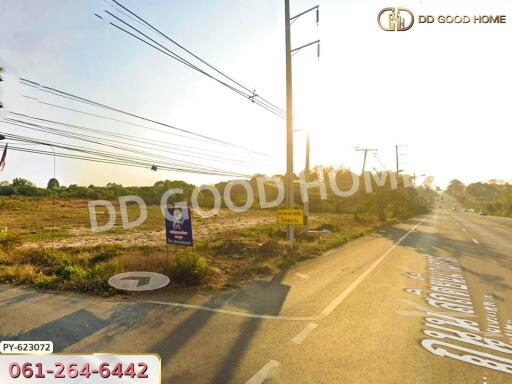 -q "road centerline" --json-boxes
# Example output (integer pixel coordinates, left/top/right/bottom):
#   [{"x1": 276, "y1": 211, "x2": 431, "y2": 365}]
[
  {"x1": 291, "y1": 322, "x2": 318, "y2": 344},
  {"x1": 320, "y1": 217, "x2": 427, "y2": 317},
  {"x1": 245, "y1": 360, "x2": 280, "y2": 384}
]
